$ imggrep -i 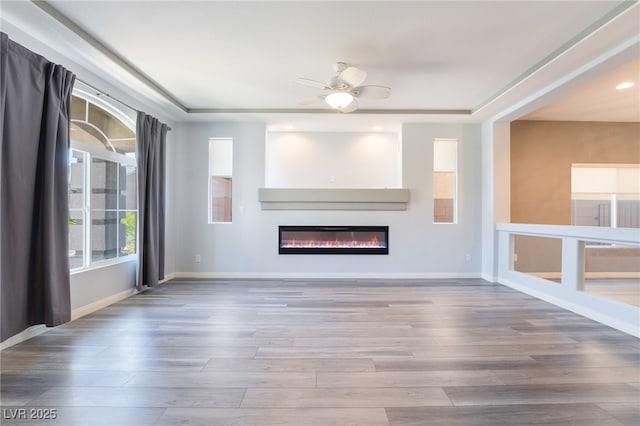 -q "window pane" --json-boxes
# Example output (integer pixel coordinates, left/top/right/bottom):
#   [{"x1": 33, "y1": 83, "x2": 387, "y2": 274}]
[
  {"x1": 91, "y1": 210, "x2": 118, "y2": 262},
  {"x1": 572, "y1": 198, "x2": 610, "y2": 227},
  {"x1": 72, "y1": 121, "x2": 111, "y2": 150},
  {"x1": 433, "y1": 139, "x2": 457, "y2": 172},
  {"x1": 69, "y1": 94, "x2": 139, "y2": 271},
  {"x1": 209, "y1": 138, "x2": 233, "y2": 175},
  {"x1": 69, "y1": 150, "x2": 84, "y2": 209},
  {"x1": 69, "y1": 209, "x2": 84, "y2": 269},
  {"x1": 617, "y1": 195, "x2": 640, "y2": 228},
  {"x1": 119, "y1": 211, "x2": 137, "y2": 256},
  {"x1": 70, "y1": 96, "x2": 86, "y2": 121},
  {"x1": 434, "y1": 172, "x2": 455, "y2": 223},
  {"x1": 209, "y1": 138, "x2": 233, "y2": 223},
  {"x1": 583, "y1": 242, "x2": 640, "y2": 307},
  {"x1": 69, "y1": 150, "x2": 85, "y2": 269},
  {"x1": 571, "y1": 164, "x2": 640, "y2": 228},
  {"x1": 433, "y1": 138, "x2": 457, "y2": 224},
  {"x1": 92, "y1": 158, "x2": 118, "y2": 210},
  {"x1": 119, "y1": 164, "x2": 137, "y2": 210},
  {"x1": 211, "y1": 176, "x2": 232, "y2": 223},
  {"x1": 88, "y1": 103, "x2": 136, "y2": 155},
  {"x1": 88, "y1": 103, "x2": 135, "y2": 140}
]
